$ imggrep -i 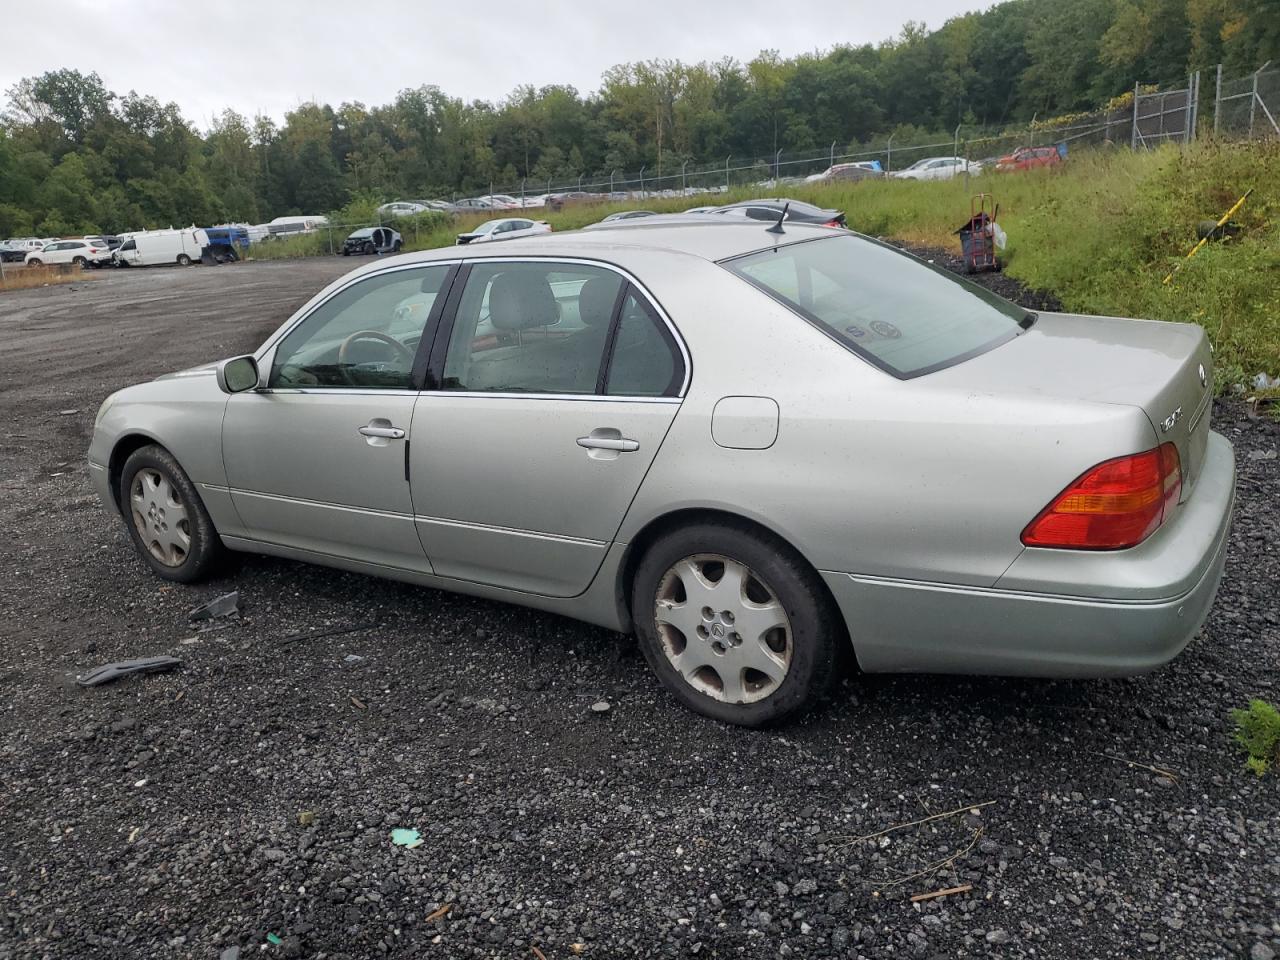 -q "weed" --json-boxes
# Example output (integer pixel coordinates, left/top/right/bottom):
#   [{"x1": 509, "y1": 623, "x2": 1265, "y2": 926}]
[
  {"x1": 1231, "y1": 699, "x2": 1280, "y2": 777},
  {"x1": 0, "y1": 263, "x2": 95, "y2": 292}
]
